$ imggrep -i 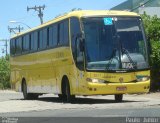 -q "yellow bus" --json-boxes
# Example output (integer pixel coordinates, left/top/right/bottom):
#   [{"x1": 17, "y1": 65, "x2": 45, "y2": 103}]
[{"x1": 10, "y1": 10, "x2": 150, "y2": 102}]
